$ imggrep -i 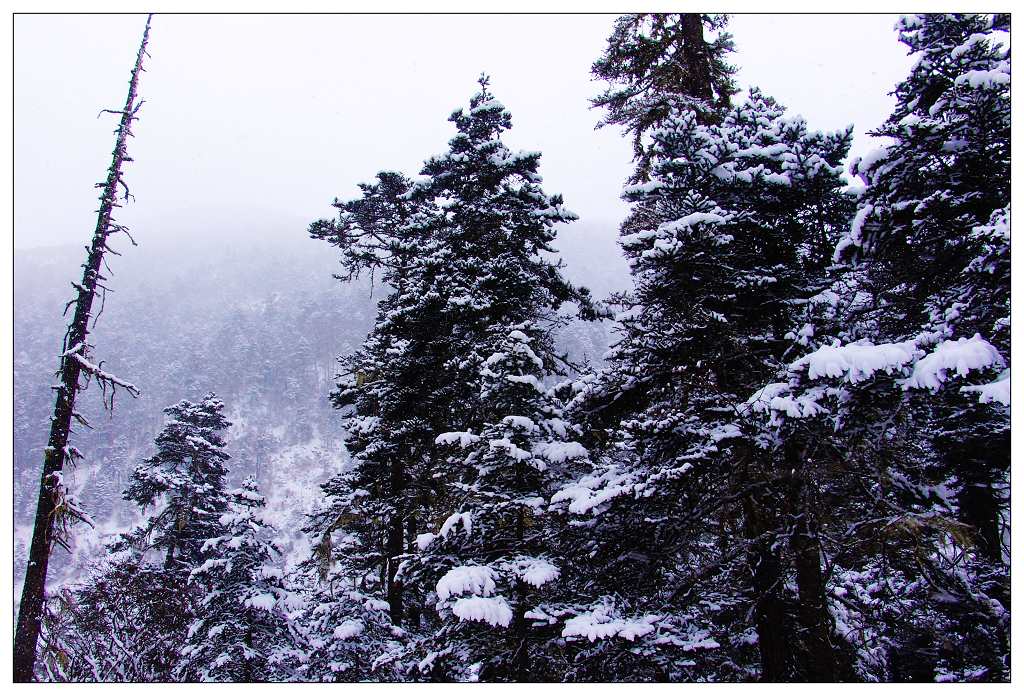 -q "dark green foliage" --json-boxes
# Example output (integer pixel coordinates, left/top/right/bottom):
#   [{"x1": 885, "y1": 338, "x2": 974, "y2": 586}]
[
  {"x1": 119, "y1": 394, "x2": 232, "y2": 570},
  {"x1": 177, "y1": 478, "x2": 296, "y2": 682},
  {"x1": 592, "y1": 13, "x2": 738, "y2": 180},
  {"x1": 401, "y1": 323, "x2": 590, "y2": 681}
]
